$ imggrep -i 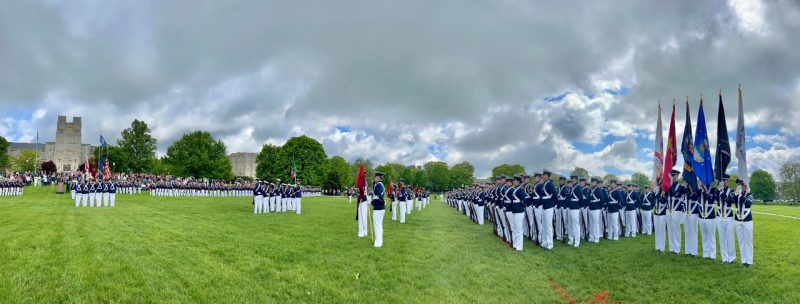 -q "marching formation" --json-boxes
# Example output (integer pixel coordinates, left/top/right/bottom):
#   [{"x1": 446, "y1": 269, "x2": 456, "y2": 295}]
[
  {"x1": 1, "y1": 180, "x2": 24, "y2": 196},
  {"x1": 252, "y1": 179, "x2": 304, "y2": 215},
  {"x1": 446, "y1": 171, "x2": 654, "y2": 252},
  {"x1": 70, "y1": 178, "x2": 117, "y2": 207},
  {"x1": 354, "y1": 166, "x2": 432, "y2": 248}
]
